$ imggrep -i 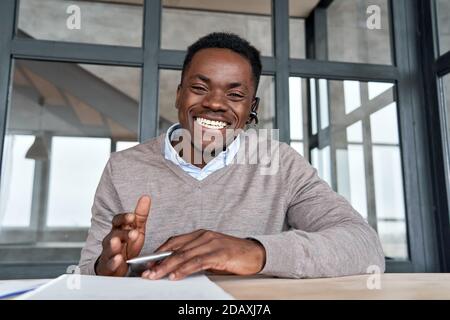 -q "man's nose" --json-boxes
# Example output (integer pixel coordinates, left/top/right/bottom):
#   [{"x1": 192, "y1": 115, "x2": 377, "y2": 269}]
[{"x1": 202, "y1": 92, "x2": 228, "y2": 111}]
